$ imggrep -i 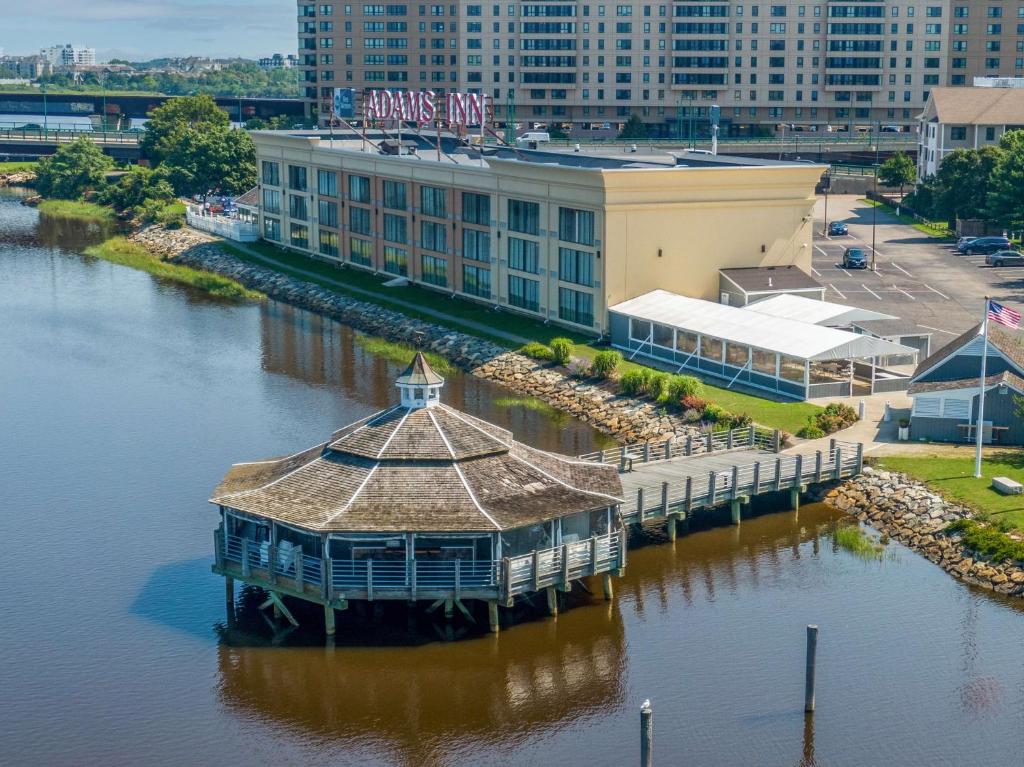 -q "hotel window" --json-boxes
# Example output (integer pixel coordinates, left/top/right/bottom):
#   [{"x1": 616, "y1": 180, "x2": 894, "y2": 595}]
[
  {"x1": 262, "y1": 189, "x2": 281, "y2": 214},
  {"x1": 508, "y1": 199, "x2": 540, "y2": 234},
  {"x1": 289, "y1": 194, "x2": 308, "y2": 221},
  {"x1": 384, "y1": 245, "x2": 409, "y2": 276},
  {"x1": 348, "y1": 174, "x2": 371, "y2": 203},
  {"x1": 463, "y1": 228, "x2": 490, "y2": 261},
  {"x1": 383, "y1": 179, "x2": 407, "y2": 209},
  {"x1": 558, "y1": 207, "x2": 595, "y2": 246},
  {"x1": 290, "y1": 223, "x2": 310, "y2": 249},
  {"x1": 317, "y1": 169, "x2": 338, "y2": 196},
  {"x1": 508, "y1": 275, "x2": 540, "y2": 311},
  {"x1": 558, "y1": 287, "x2": 593, "y2": 326},
  {"x1": 463, "y1": 264, "x2": 491, "y2": 297},
  {"x1": 421, "y1": 254, "x2": 448, "y2": 286},
  {"x1": 263, "y1": 217, "x2": 281, "y2": 241},
  {"x1": 558, "y1": 247, "x2": 594, "y2": 287},
  {"x1": 383, "y1": 213, "x2": 407, "y2": 243},
  {"x1": 287, "y1": 165, "x2": 308, "y2": 191},
  {"x1": 508, "y1": 237, "x2": 539, "y2": 273},
  {"x1": 262, "y1": 160, "x2": 280, "y2": 186},
  {"x1": 420, "y1": 185, "x2": 447, "y2": 217},
  {"x1": 318, "y1": 199, "x2": 339, "y2": 227},
  {"x1": 319, "y1": 229, "x2": 340, "y2": 257},
  {"x1": 462, "y1": 191, "x2": 490, "y2": 224},
  {"x1": 349, "y1": 237, "x2": 372, "y2": 266},
  {"x1": 421, "y1": 220, "x2": 447, "y2": 252},
  {"x1": 349, "y1": 206, "x2": 372, "y2": 235}
]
